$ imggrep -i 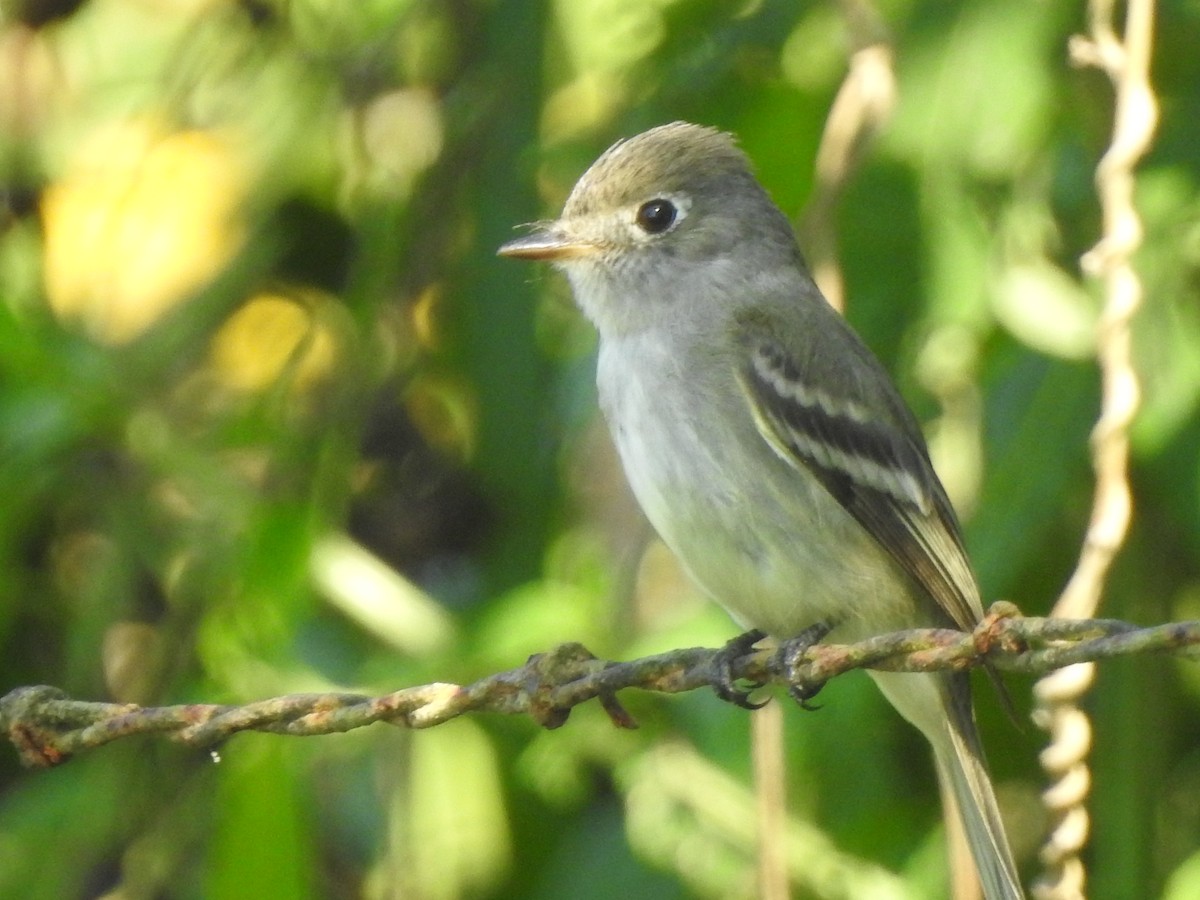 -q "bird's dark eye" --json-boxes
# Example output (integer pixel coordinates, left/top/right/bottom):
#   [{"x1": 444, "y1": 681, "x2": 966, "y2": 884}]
[{"x1": 635, "y1": 198, "x2": 677, "y2": 234}]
